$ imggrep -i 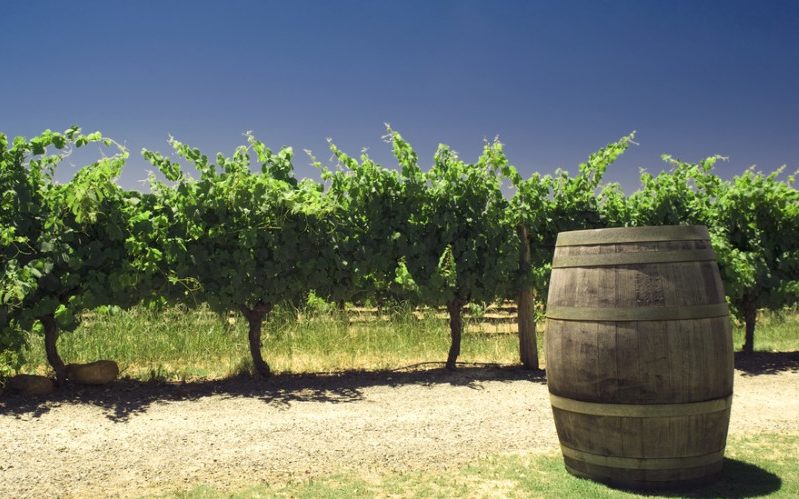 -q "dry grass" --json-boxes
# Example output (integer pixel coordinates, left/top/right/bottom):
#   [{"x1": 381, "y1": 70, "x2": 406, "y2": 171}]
[
  {"x1": 19, "y1": 303, "x2": 532, "y2": 381},
  {"x1": 17, "y1": 304, "x2": 796, "y2": 381}
]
